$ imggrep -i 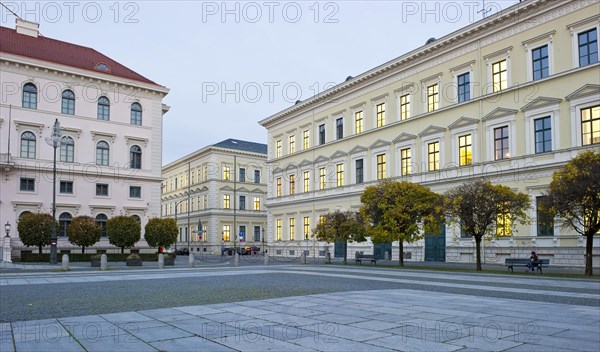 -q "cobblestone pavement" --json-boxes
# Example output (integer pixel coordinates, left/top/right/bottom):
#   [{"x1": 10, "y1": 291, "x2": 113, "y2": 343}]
[{"x1": 1, "y1": 265, "x2": 599, "y2": 351}]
